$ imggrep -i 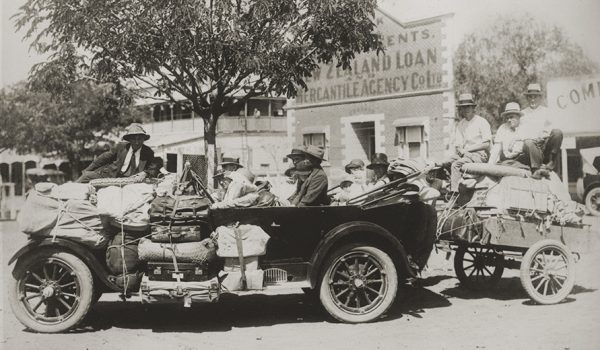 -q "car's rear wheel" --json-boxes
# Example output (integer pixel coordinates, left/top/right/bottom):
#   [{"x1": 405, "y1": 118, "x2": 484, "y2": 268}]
[
  {"x1": 585, "y1": 186, "x2": 600, "y2": 216},
  {"x1": 319, "y1": 244, "x2": 397, "y2": 323},
  {"x1": 8, "y1": 248, "x2": 94, "y2": 333}
]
